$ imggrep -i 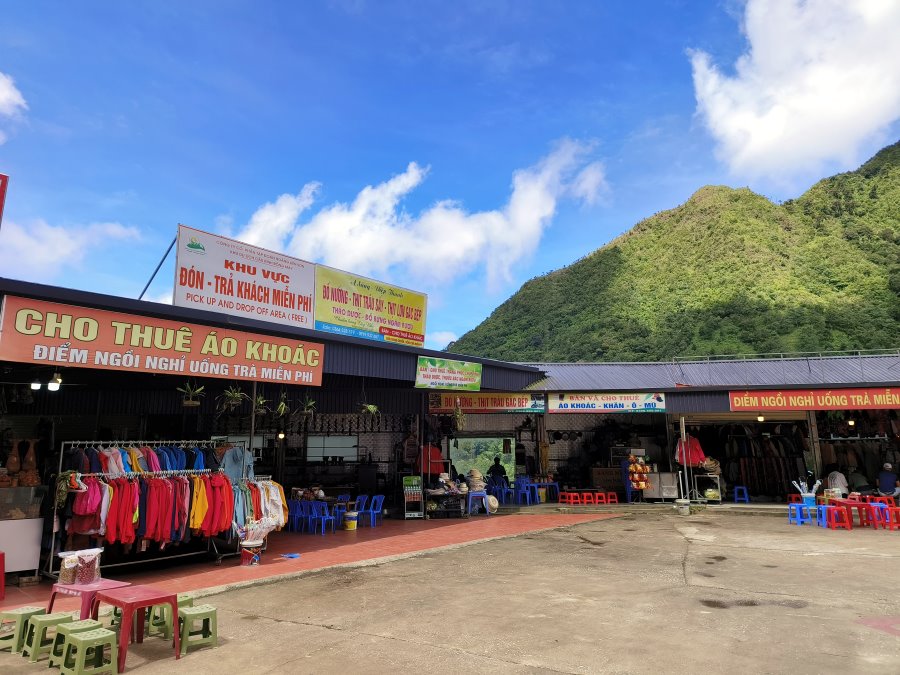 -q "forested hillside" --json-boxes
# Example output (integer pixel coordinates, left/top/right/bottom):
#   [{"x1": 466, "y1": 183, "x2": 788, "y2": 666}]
[{"x1": 450, "y1": 142, "x2": 900, "y2": 362}]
